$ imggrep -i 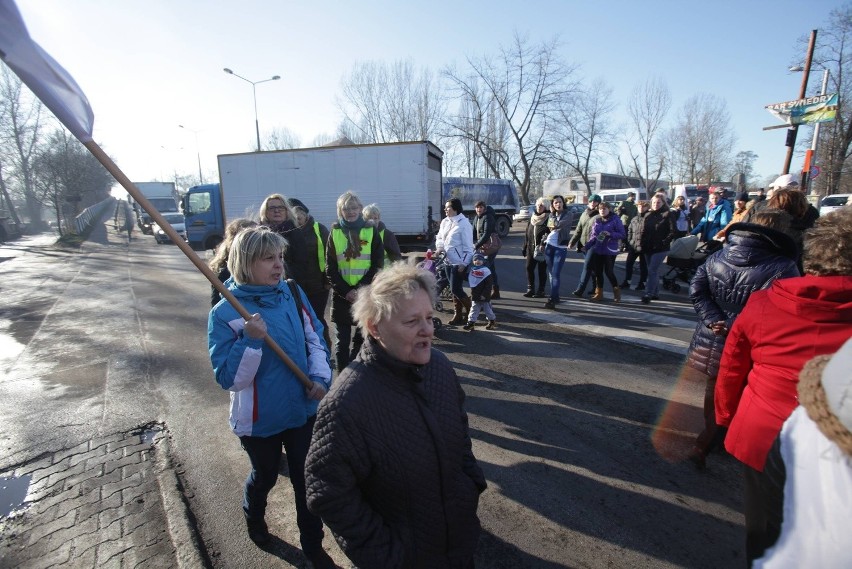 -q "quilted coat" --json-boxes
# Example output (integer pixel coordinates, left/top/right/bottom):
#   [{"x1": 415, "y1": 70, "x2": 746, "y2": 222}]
[
  {"x1": 305, "y1": 336, "x2": 486, "y2": 569},
  {"x1": 687, "y1": 223, "x2": 800, "y2": 378},
  {"x1": 715, "y1": 274, "x2": 852, "y2": 471}
]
